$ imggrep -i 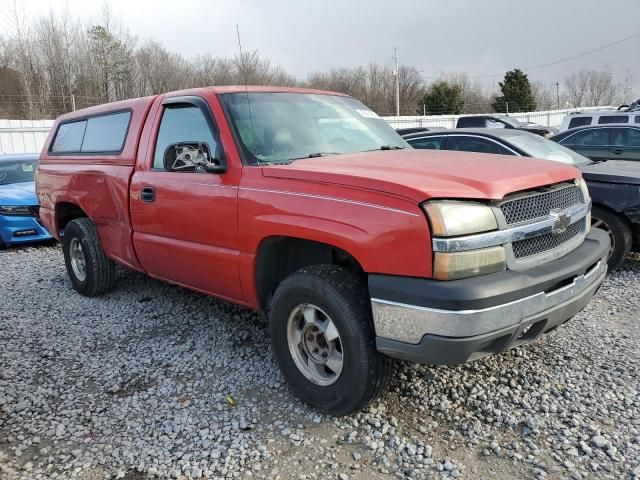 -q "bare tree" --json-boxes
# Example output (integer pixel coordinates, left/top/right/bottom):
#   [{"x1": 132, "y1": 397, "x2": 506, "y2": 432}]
[
  {"x1": 564, "y1": 71, "x2": 589, "y2": 107},
  {"x1": 586, "y1": 69, "x2": 618, "y2": 106},
  {"x1": 531, "y1": 81, "x2": 556, "y2": 111},
  {"x1": 436, "y1": 73, "x2": 492, "y2": 114}
]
